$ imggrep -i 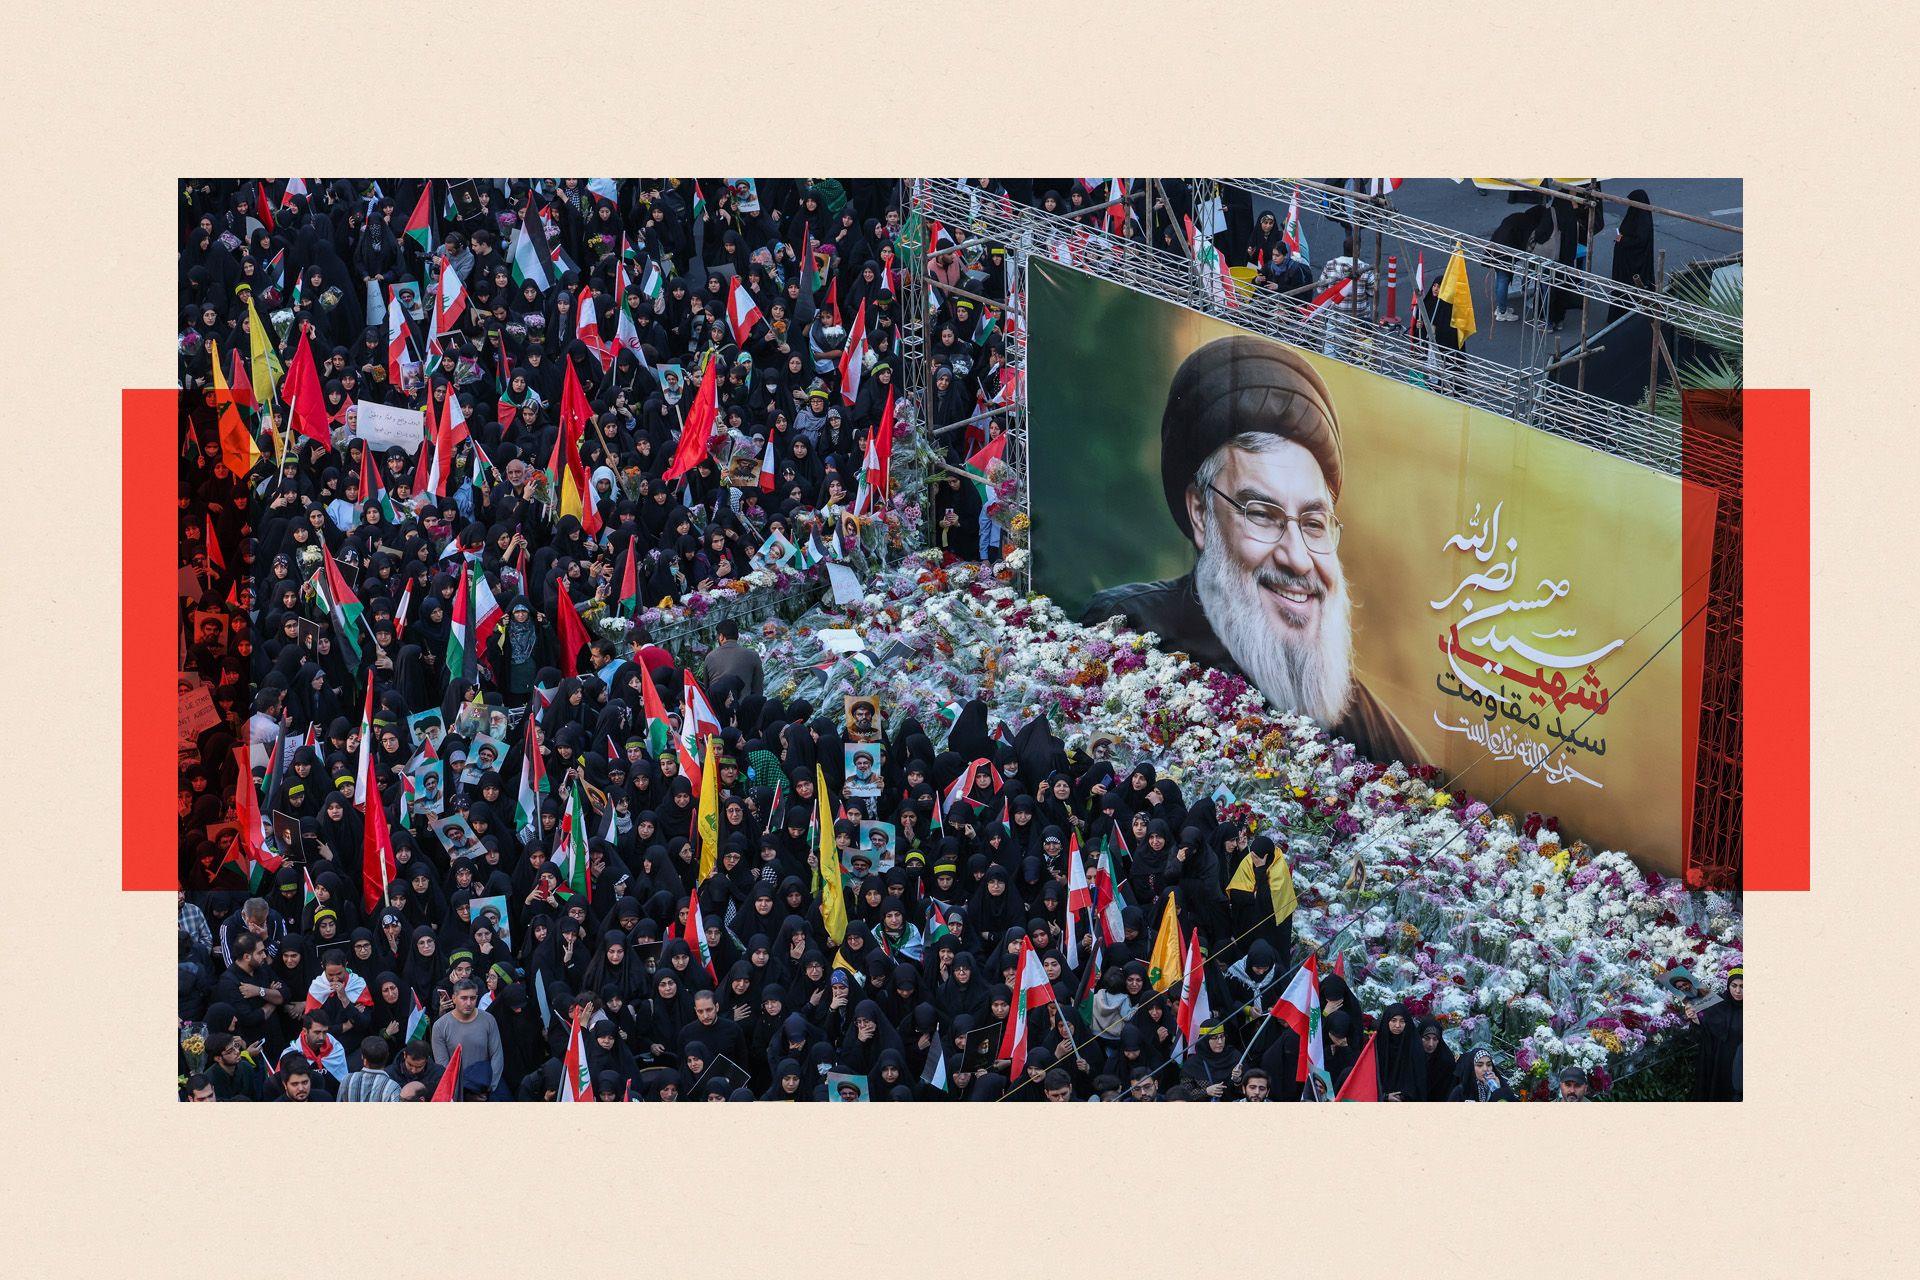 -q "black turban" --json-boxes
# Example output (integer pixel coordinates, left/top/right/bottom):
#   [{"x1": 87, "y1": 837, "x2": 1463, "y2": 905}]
[{"x1": 1159, "y1": 335, "x2": 1342, "y2": 540}]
